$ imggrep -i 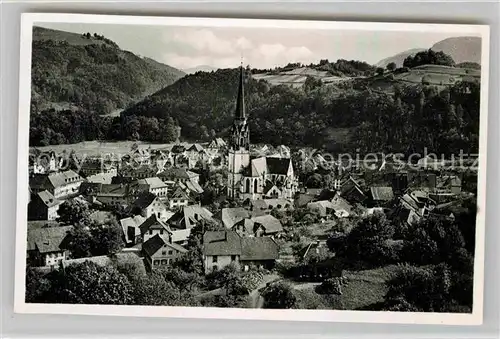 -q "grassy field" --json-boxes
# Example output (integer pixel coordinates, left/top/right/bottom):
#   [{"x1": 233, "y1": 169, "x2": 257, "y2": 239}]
[{"x1": 292, "y1": 265, "x2": 400, "y2": 310}]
